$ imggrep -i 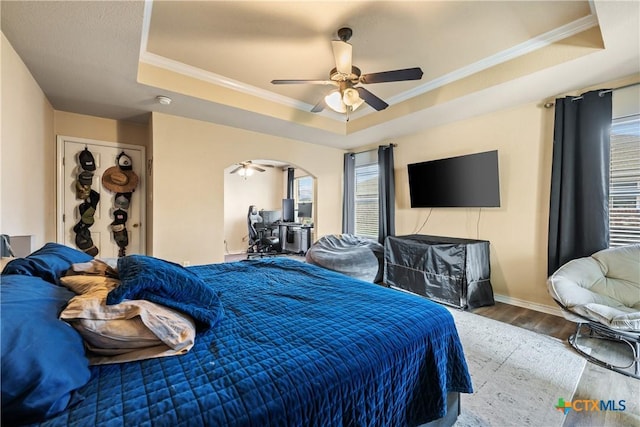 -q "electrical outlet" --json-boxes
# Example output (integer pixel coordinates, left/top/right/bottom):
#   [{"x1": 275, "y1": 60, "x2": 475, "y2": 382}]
[{"x1": 182, "y1": 261, "x2": 190, "y2": 267}]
